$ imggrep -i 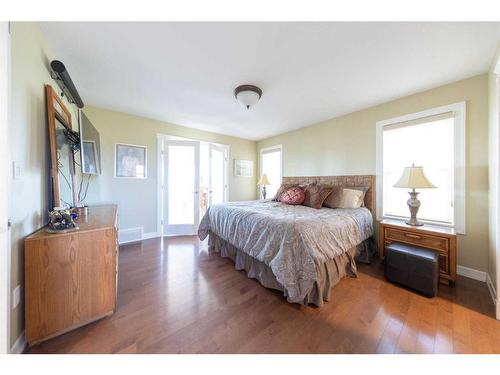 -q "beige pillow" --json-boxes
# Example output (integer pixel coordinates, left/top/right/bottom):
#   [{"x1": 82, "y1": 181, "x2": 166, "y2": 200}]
[
  {"x1": 338, "y1": 188, "x2": 365, "y2": 208},
  {"x1": 323, "y1": 186, "x2": 368, "y2": 208}
]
